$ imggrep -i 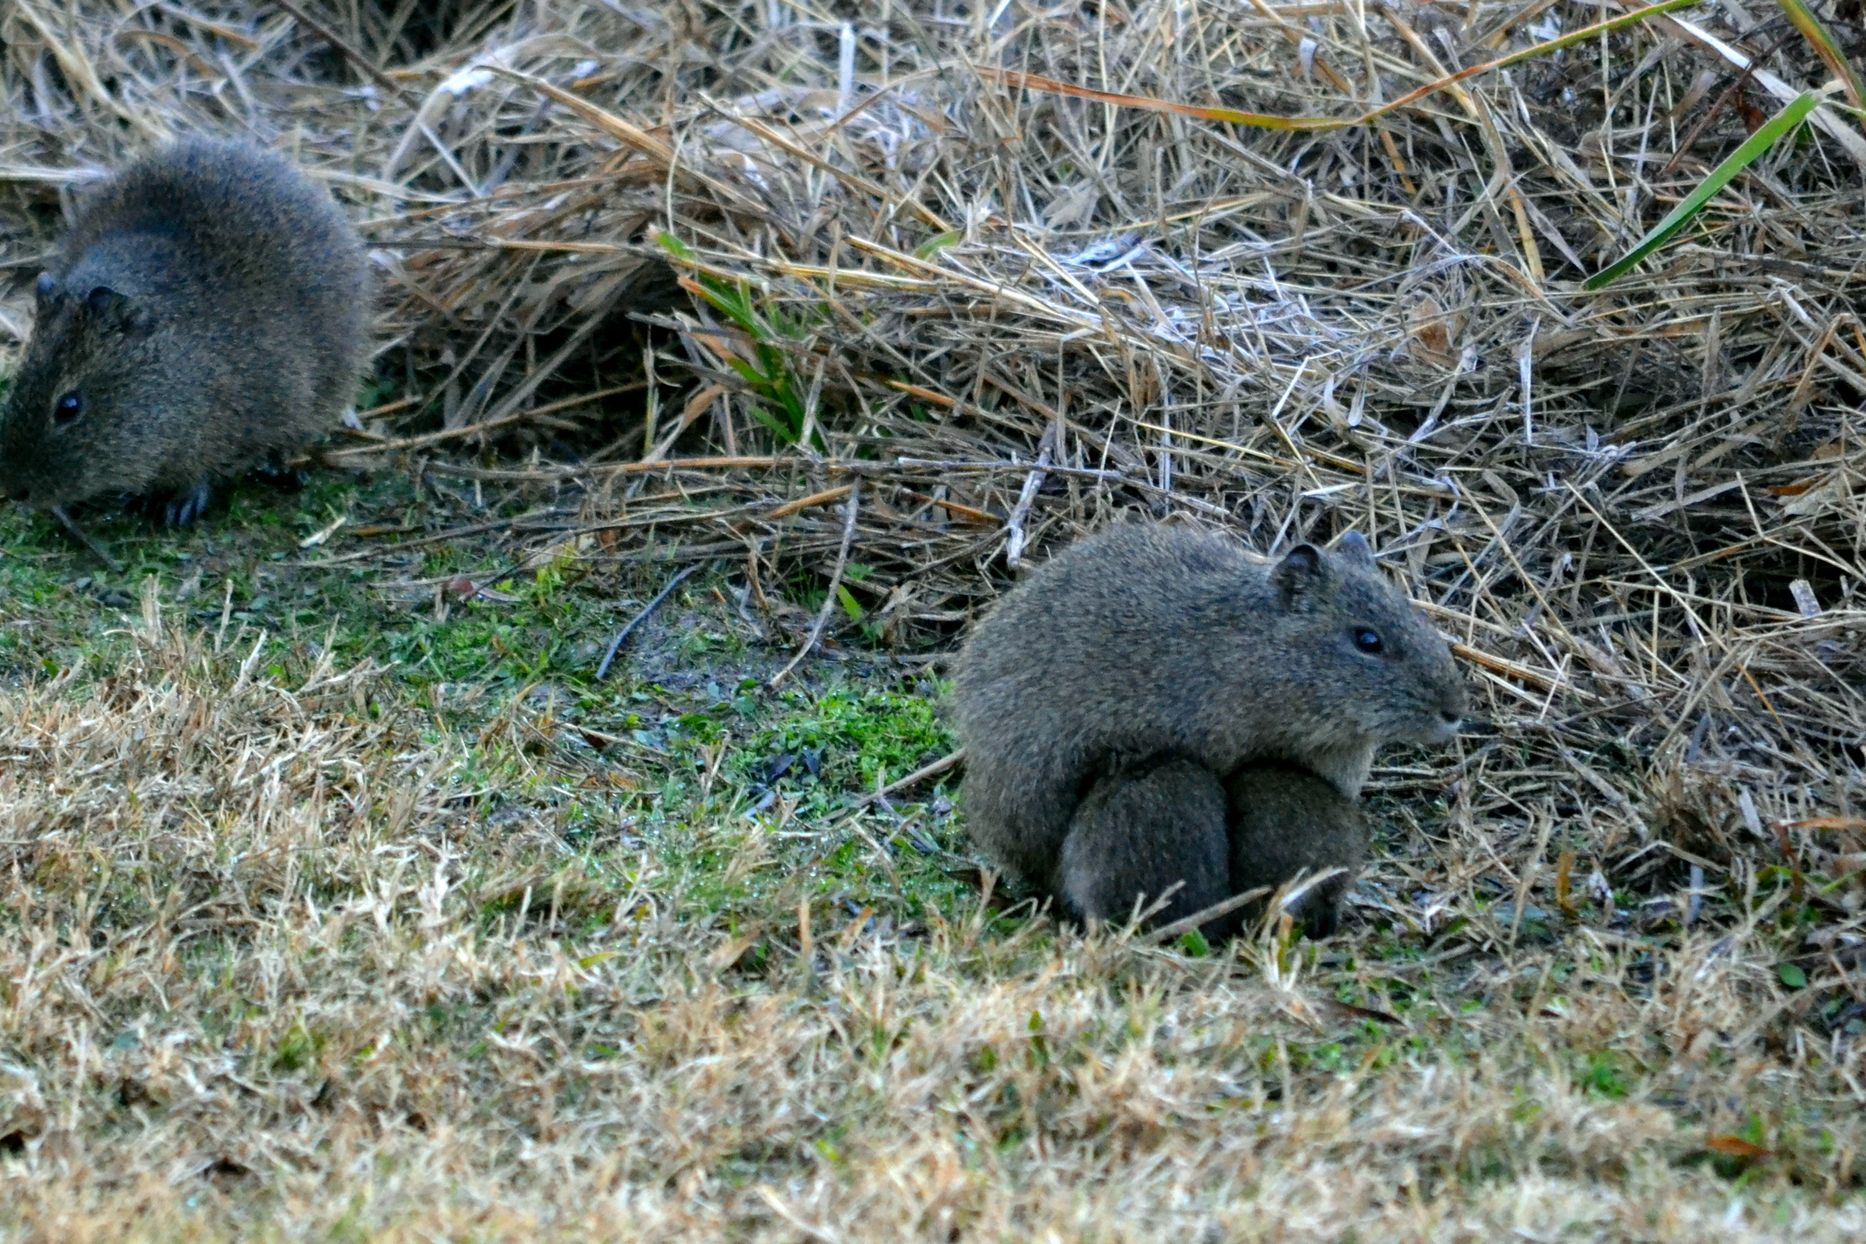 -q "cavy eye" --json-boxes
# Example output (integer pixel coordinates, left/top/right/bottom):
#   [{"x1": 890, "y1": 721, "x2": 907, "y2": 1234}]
[
  {"x1": 1351, "y1": 627, "x2": 1384, "y2": 655},
  {"x1": 53, "y1": 391, "x2": 83, "y2": 425}
]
